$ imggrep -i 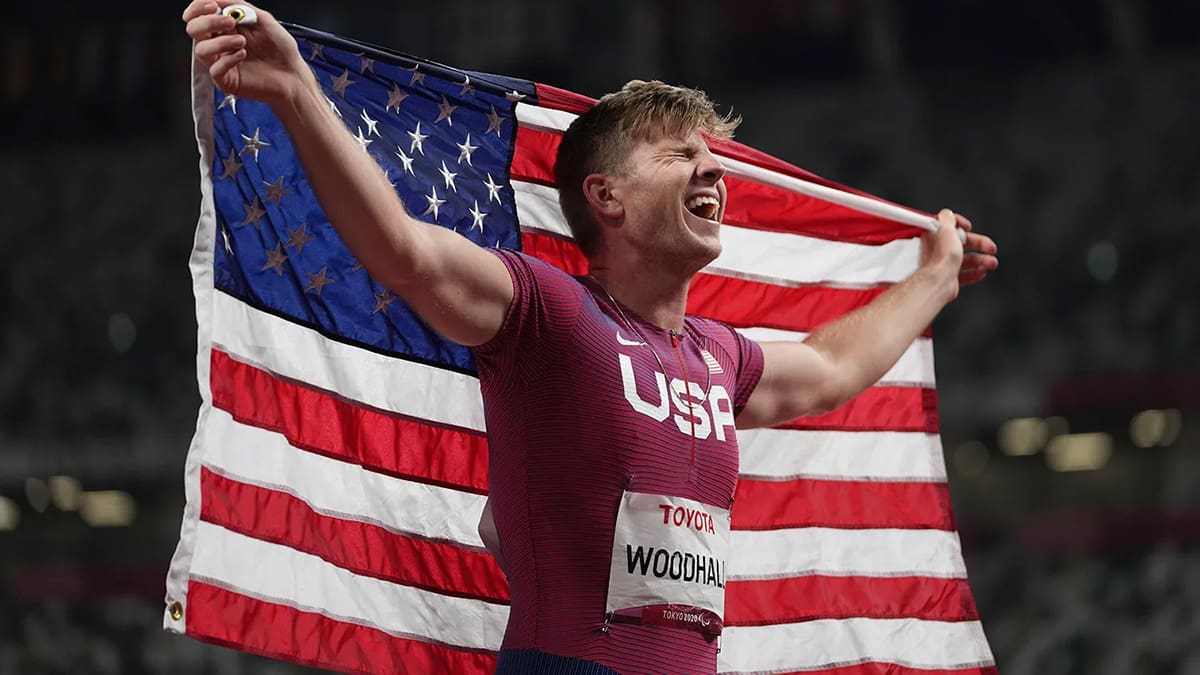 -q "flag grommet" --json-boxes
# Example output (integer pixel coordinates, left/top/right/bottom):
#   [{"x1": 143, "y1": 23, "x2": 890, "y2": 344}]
[
  {"x1": 219, "y1": 5, "x2": 258, "y2": 25},
  {"x1": 168, "y1": 600, "x2": 183, "y2": 621}
]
